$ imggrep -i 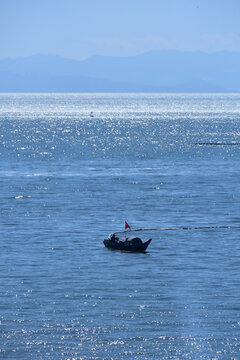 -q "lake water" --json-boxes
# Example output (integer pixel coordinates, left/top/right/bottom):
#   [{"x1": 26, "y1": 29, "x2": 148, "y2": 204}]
[{"x1": 1, "y1": 93, "x2": 240, "y2": 359}]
